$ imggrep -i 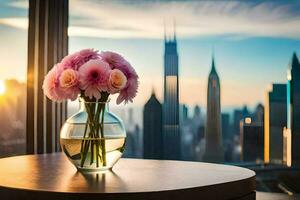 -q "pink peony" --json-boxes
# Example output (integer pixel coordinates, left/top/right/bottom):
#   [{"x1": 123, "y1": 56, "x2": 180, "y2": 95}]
[
  {"x1": 108, "y1": 69, "x2": 127, "y2": 94},
  {"x1": 59, "y1": 69, "x2": 80, "y2": 101},
  {"x1": 60, "y1": 49, "x2": 99, "y2": 70},
  {"x1": 79, "y1": 59, "x2": 111, "y2": 100},
  {"x1": 100, "y1": 51, "x2": 139, "y2": 104},
  {"x1": 42, "y1": 65, "x2": 66, "y2": 101}
]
